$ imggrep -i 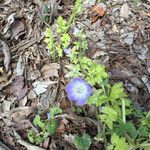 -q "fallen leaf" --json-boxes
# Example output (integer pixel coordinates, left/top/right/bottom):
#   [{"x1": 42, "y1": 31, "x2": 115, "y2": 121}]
[
  {"x1": 1, "y1": 106, "x2": 34, "y2": 123},
  {"x1": 88, "y1": 4, "x2": 106, "y2": 23},
  {"x1": 33, "y1": 80, "x2": 57, "y2": 95},
  {"x1": 41, "y1": 63, "x2": 60, "y2": 78},
  {"x1": 15, "y1": 56, "x2": 25, "y2": 76},
  {"x1": 142, "y1": 75, "x2": 150, "y2": 93},
  {"x1": 120, "y1": 3, "x2": 131, "y2": 18},
  {"x1": 11, "y1": 20, "x2": 25, "y2": 40},
  {"x1": 10, "y1": 75, "x2": 28, "y2": 100},
  {"x1": 56, "y1": 121, "x2": 65, "y2": 133},
  {"x1": 137, "y1": 45, "x2": 148, "y2": 60},
  {"x1": 42, "y1": 138, "x2": 49, "y2": 149},
  {"x1": 121, "y1": 32, "x2": 134, "y2": 45},
  {"x1": 2, "y1": 100, "x2": 11, "y2": 112},
  {"x1": 49, "y1": 139, "x2": 56, "y2": 150},
  {"x1": 0, "y1": 40, "x2": 11, "y2": 72},
  {"x1": 27, "y1": 90, "x2": 37, "y2": 100},
  {"x1": 3, "y1": 13, "x2": 16, "y2": 34},
  {"x1": 27, "y1": 69, "x2": 41, "y2": 81}
]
